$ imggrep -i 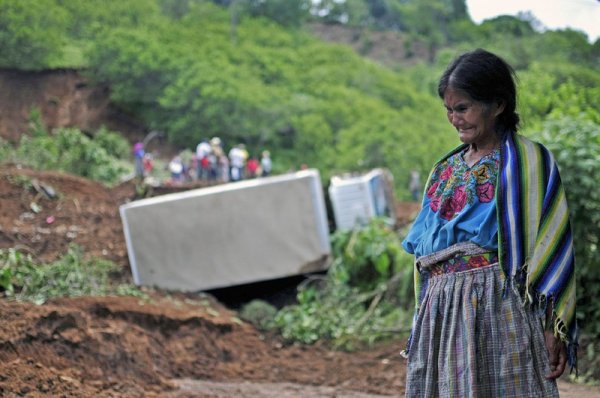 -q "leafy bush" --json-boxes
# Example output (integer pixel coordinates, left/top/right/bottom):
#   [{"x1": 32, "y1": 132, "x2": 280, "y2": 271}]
[
  {"x1": 274, "y1": 276, "x2": 413, "y2": 350},
  {"x1": 0, "y1": 245, "x2": 145, "y2": 304},
  {"x1": 273, "y1": 218, "x2": 414, "y2": 349},
  {"x1": 329, "y1": 218, "x2": 413, "y2": 293},
  {"x1": 8, "y1": 127, "x2": 131, "y2": 185},
  {"x1": 93, "y1": 126, "x2": 131, "y2": 159},
  {"x1": 239, "y1": 299, "x2": 278, "y2": 330}
]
